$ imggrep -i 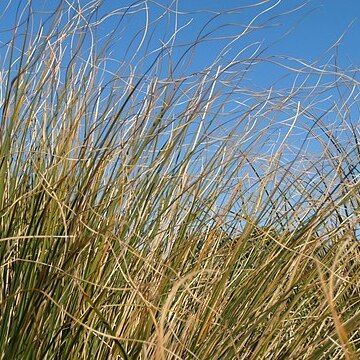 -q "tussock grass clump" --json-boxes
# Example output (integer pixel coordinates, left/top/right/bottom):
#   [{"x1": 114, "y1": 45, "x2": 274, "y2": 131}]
[{"x1": 0, "y1": 1, "x2": 359, "y2": 359}]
